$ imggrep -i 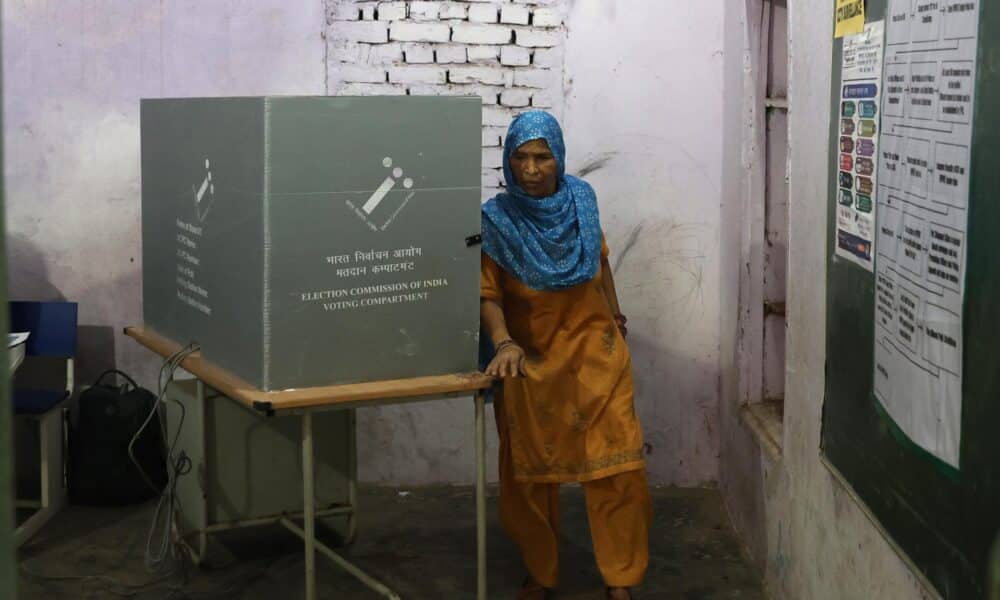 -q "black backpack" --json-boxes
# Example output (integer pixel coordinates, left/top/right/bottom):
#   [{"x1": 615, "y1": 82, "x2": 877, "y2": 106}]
[{"x1": 67, "y1": 370, "x2": 168, "y2": 506}]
